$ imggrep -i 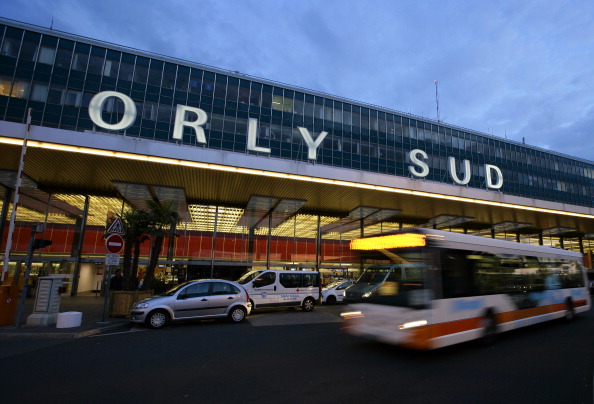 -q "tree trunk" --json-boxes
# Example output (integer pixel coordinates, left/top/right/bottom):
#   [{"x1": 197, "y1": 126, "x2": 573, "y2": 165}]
[
  {"x1": 122, "y1": 234, "x2": 135, "y2": 291},
  {"x1": 142, "y1": 235, "x2": 164, "y2": 291},
  {"x1": 131, "y1": 238, "x2": 143, "y2": 289}
]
